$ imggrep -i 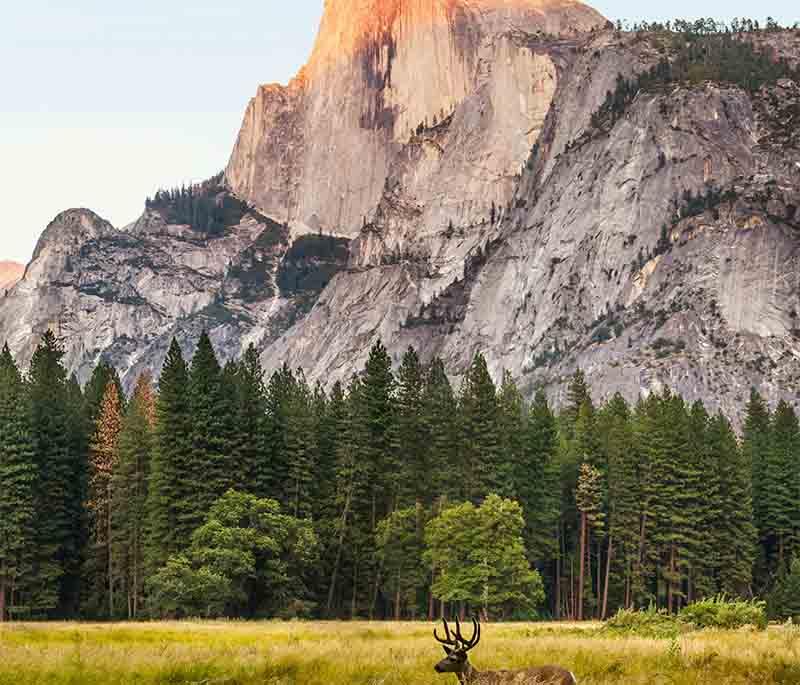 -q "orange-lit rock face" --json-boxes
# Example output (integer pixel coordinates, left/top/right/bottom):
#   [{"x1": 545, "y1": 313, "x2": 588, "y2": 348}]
[
  {"x1": 0, "y1": 261, "x2": 23, "y2": 291},
  {"x1": 225, "y1": 0, "x2": 606, "y2": 238}
]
